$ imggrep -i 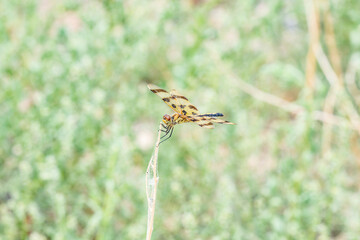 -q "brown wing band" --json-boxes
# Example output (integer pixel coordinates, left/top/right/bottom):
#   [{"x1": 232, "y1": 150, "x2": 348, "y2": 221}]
[
  {"x1": 188, "y1": 105, "x2": 198, "y2": 110},
  {"x1": 199, "y1": 122, "x2": 213, "y2": 127},
  {"x1": 172, "y1": 95, "x2": 189, "y2": 101},
  {"x1": 151, "y1": 89, "x2": 167, "y2": 93}
]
